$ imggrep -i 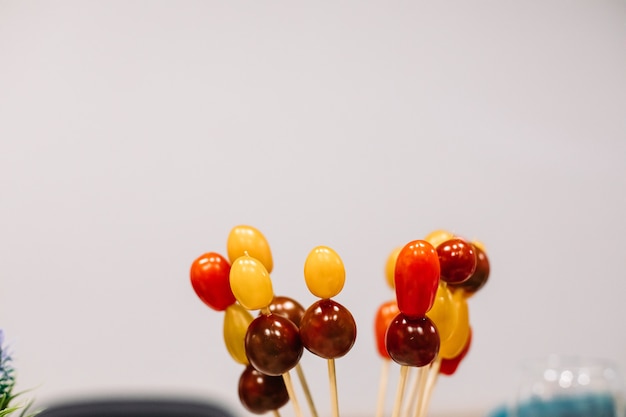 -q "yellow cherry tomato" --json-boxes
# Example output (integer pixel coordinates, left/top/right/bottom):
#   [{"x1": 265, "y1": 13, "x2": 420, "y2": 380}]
[
  {"x1": 439, "y1": 290, "x2": 470, "y2": 359},
  {"x1": 223, "y1": 303, "x2": 254, "y2": 365},
  {"x1": 230, "y1": 255, "x2": 273, "y2": 310},
  {"x1": 424, "y1": 229, "x2": 455, "y2": 249},
  {"x1": 384, "y1": 246, "x2": 402, "y2": 290},
  {"x1": 426, "y1": 282, "x2": 457, "y2": 341},
  {"x1": 304, "y1": 246, "x2": 345, "y2": 299},
  {"x1": 227, "y1": 225, "x2": 274, "y2": 273}
]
